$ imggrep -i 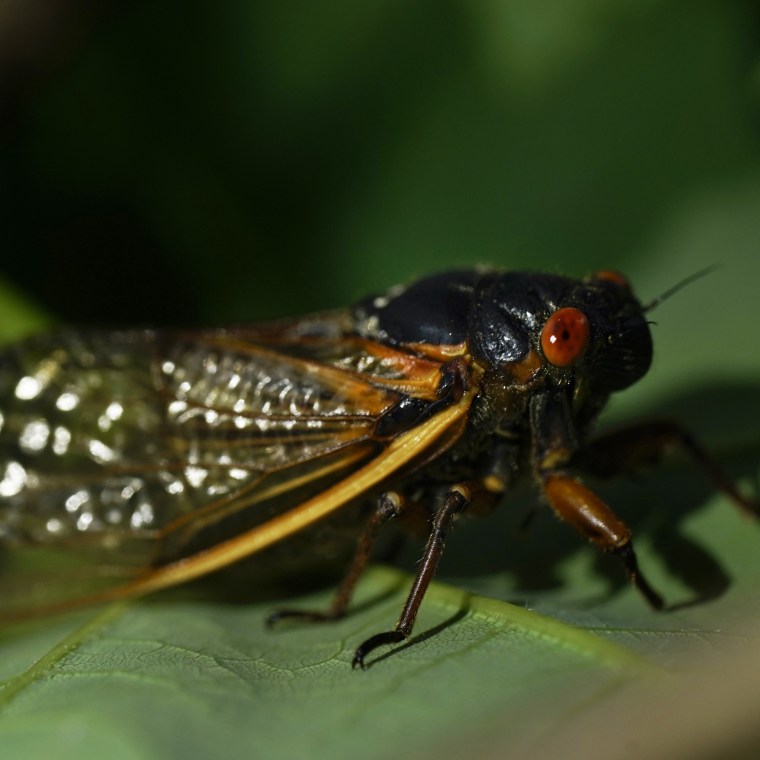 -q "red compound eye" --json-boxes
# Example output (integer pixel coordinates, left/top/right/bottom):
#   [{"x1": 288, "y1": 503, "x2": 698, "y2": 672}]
[
  {"x1": 593, "y1": 270, "x2": 631, "y2": 290},
  {"x1": 540, "y1": 307, "x2": 590, "y2": 367}
]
